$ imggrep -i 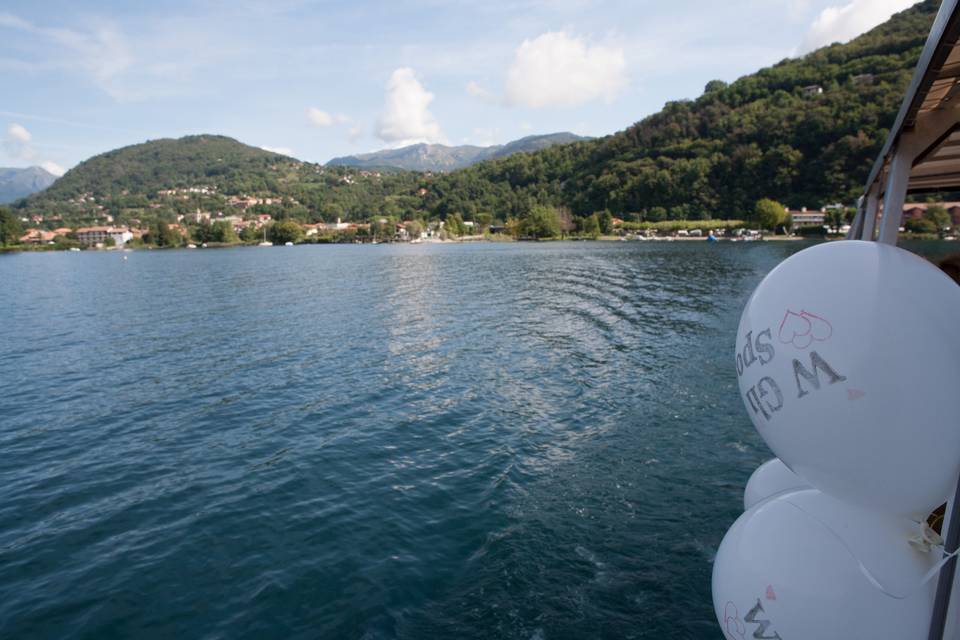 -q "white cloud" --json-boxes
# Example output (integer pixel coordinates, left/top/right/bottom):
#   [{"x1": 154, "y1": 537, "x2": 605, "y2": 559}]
[
  {"x1": 306, "y1": 107, "x2": 334, "y2": 127},
  {"x1": 0, "y1": 14, "x2": 136, "y2": 100},
  {"x1": 0, "y1": 110, "x2": 147, "y2": 136},
  {"x1": 306, "y1": 107, "x2": 351, "y2": 128},
  {"x1": 260, "y1": 145, "x2": 293, "y2": 156},
  {"x1": 505, "y1": 31, "x2": 626, "y2": 108},
  {"x1": 0, "y1": 12, "x2": 32, "y2": 30},
  {"x1": 0, "y1": 12, "x2": 240, "y2": 102},
  {"x1": 375, "y1": 67, "x2": 446, "y2": 146},
  {"x1": 4, "y1": 123, "x2": 36, "y2": 160},
  {"x1": 40, "y1": 160, "x2": 65, "y2": 176},
  {"x1": 347, "y1": 126, "x2": 363, "y2": 143},
  {"x1": 67, "y1": 24, "x2": 135, "y2": 97},
  {"x1": 3, "y1": 122, "x2": 67, "y2": 173},
  {"x1": 7, "y1": 123, "x2": 31, "y2": 143},
  {"x1": 466, "y1": 80, "x2": 496, "y2": 104},
  {"x1": 799, "y1": 0, "x2": 915, "y2": 53}
]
